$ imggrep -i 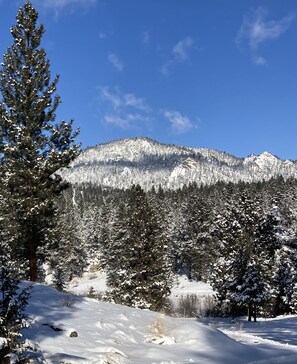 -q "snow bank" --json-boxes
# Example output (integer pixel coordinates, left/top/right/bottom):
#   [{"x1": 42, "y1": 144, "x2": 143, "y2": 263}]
[
  {"x1": 67, "y1": 272, "x2": 214, "y2": 300},
  {"x1": 67, "y1": 271, "x2": 107, "y2": 296},
  {"x1": 20, "y1": 282, "x2": 297, "y2": 363},
  {"x1": 170, "y1": 274, "x2": 214, "y2": 298}
]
